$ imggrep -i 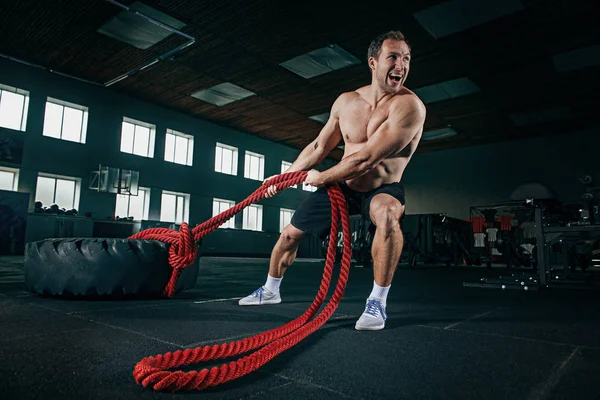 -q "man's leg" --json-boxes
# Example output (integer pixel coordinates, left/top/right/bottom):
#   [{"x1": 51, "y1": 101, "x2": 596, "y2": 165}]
[
  {"x1": 268, "y1": 224, "x2": 307, "y2": 278},
  {"x1": 239, "y1": 224, "x2": 307, "y2": 305},
  {"x1": 355, "y1": 193, "x2": 405, "y2": 330}
]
